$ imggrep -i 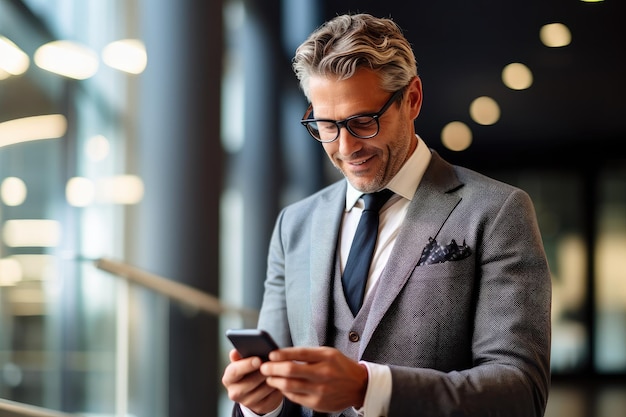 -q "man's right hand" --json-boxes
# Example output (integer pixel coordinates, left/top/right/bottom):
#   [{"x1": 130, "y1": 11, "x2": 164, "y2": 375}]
[{"x1": 222, "y1": 349, "x2": 284, "y2": 415}]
